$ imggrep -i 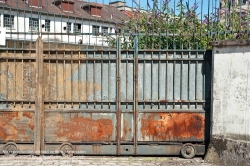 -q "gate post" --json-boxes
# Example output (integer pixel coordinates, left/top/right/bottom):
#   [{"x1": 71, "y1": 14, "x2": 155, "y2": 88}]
[
  {"x1": 205, "y1": 40, "x2": 250, "y2": 166},
  {"x1": 34, "y1": 37, "x2": 44, "y2": 155}
]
